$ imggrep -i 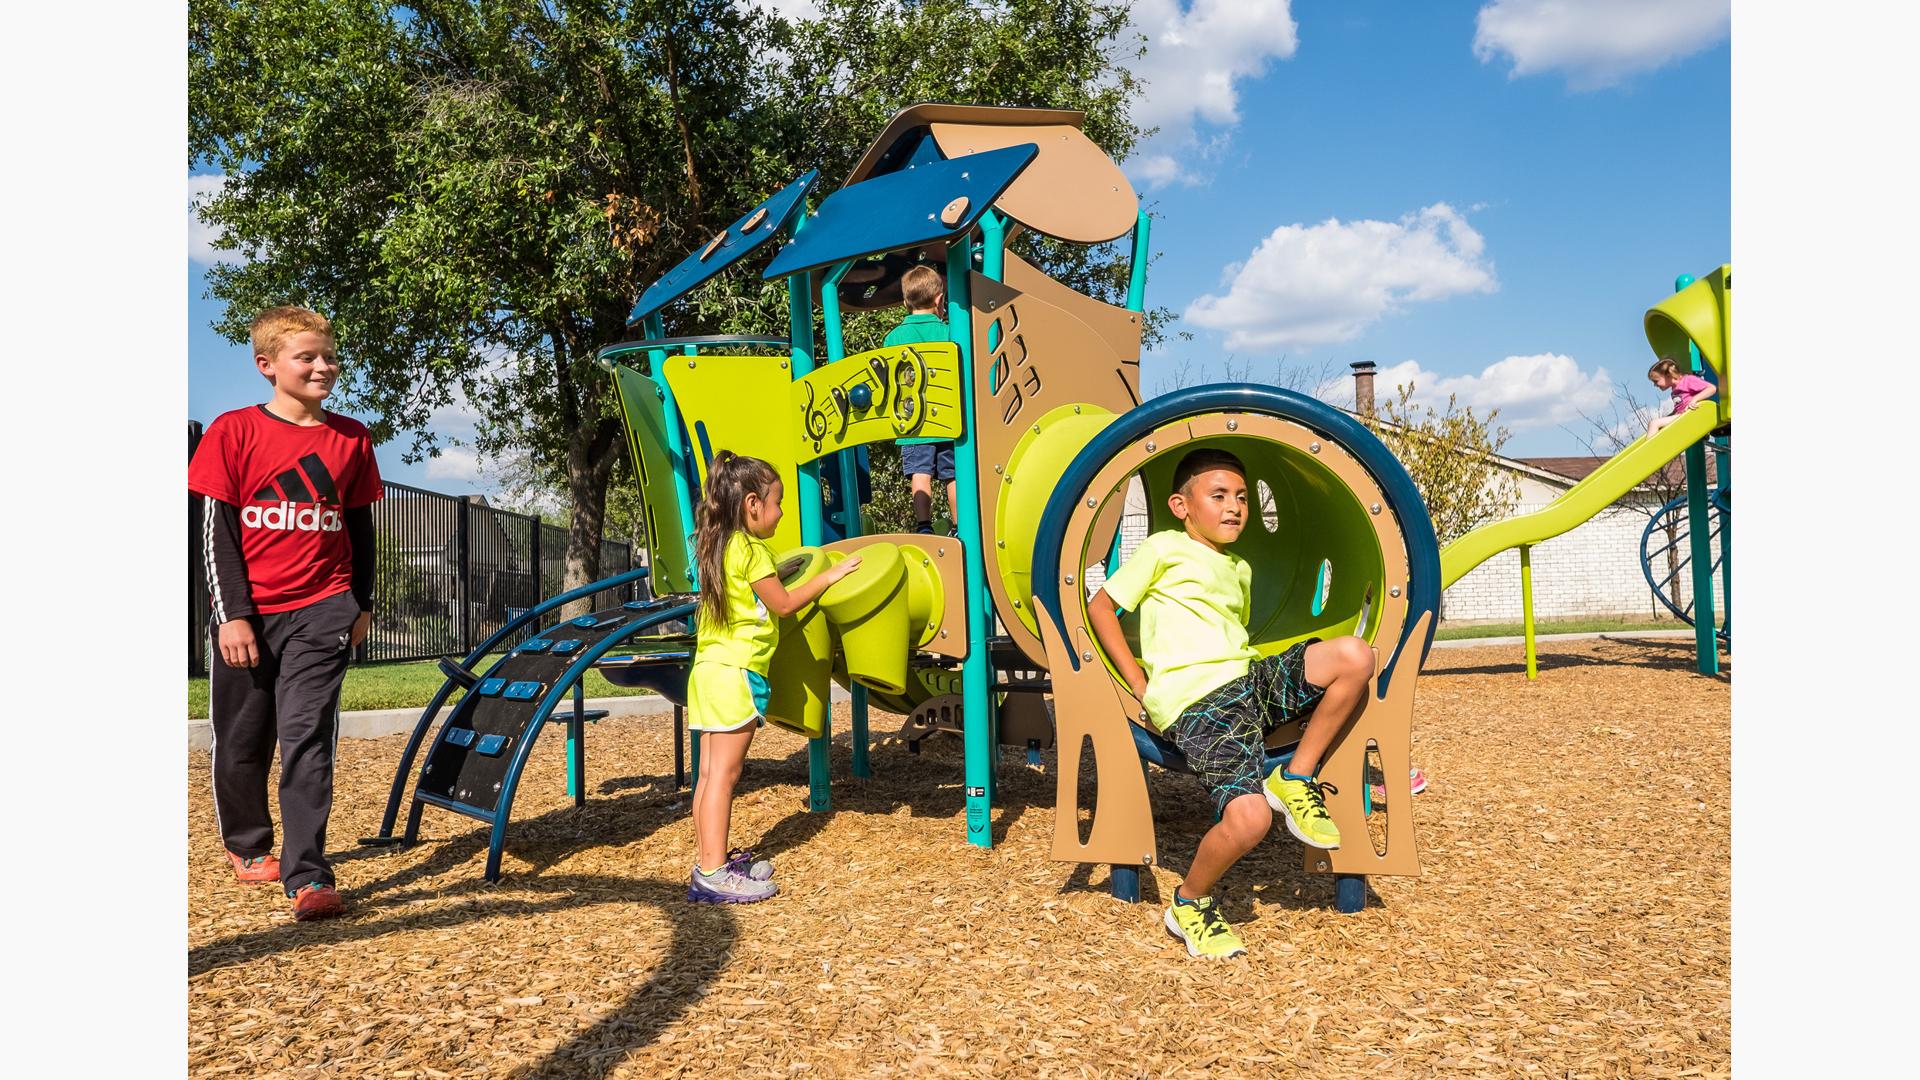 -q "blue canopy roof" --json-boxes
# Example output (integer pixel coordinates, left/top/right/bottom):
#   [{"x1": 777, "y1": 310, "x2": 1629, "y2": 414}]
[
  {"x1": 627, "y1": 170, "x2": 817, "y2": 325},
  {"x1": 762, "y1": 145, "x2": 1037, "y2": 281}
]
